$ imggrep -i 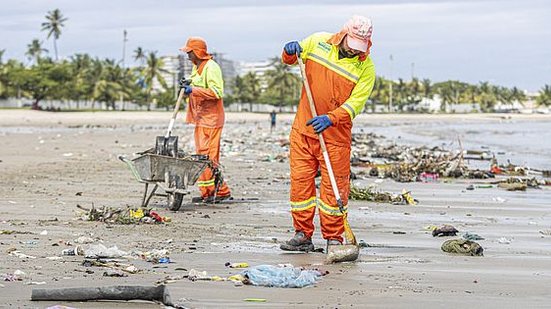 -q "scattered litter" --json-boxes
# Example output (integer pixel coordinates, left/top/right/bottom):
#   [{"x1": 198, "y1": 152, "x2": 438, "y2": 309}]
[
  {"x1": 62, "y1": 247, "x2": 84, "y2": 256},
  {"x1": 0, "y1": 230, "x2": 33, "y2": 235},
  {"x1": 155, "y1": 275, "x2": 187, "y2": 285},
  {"x1": 46, "y1": 305, "x2": 77, "y2": 309},
  {"x1": 73, "y1": 236, "x2": 96, "y2": 244},
  {"x1": 497, "y1": 237, "x2": 512, "y2": 244},
  {"x1": 26, "y1": 281, "x2": 47, "y2": 285},
  {"x1": 3, "y1": 270, "x2": 25, "y2": 282},
  {"x1": 419, "y1": 172, "x2": 439, "y2": 182},
  {"x1": 157, "y1": 257, "x2": 170, "y2": 264},
  {"x1": 432, "y1": 225, "x2": 459, "y2": 237},
  {"x1": 8, "y1": 250, "x2": 37, "y2": 259},
  {"x1": 84, "y1": 244, "x2": 128, "y2": 259},
  {"x1": 349, "y1": 186, "x2": 417, "y2": 205},
  {"x1": 225, "y1": 262, "x2": 249, "y2": 268},
  {"x1": 241, "y1": 265, "x2": 325, "y2": 288},
  {"x1": 134, "y1": 249, "x2": 170, "y2": 264},
  {"x1": 497, "y1": 177, "x2": 542, "y2": 191},
  {"x1": 441, "y1": 239, "x2": 483, "y2": 256},
  {"x1": 351, "y1": 133, "x2": 494, "y2": 182},
  {"x1": 82, "y1": 259, "x2": 138, "y2": 274},
  {"x1": 62, "y1": 153, "x2": 73, "y2": 157},
  {"x1": 476, "y1": 184, "x2": 493, "y2": 189},
  {"x1": 463, "y1": 232, "x2": 484, "y2": 241},
  {"x1": 103, "y1": 270, "x2": 127, "y2": 277},
  {"x1": 492, "y1": 197, "x2": 507, "y2": 203},
  {"x1": 77, "y1": 204, "x2": 170, "y2": 225},
  {"x1": 466, "y1": 184, "x2": 475, "y2": 190},
  {"x1": 188, "y1": 269, "x2": 212, "y2": 281},
  {"x1": 244, "y1": 298, "x2": 267, "y2": 302},
  {"x1": 40, "y1": 230, "x2": 48, "y2": 236},
  {"x1": 539, "y1": 230, "x2": 551, "y2": 236}
]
